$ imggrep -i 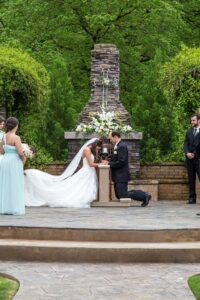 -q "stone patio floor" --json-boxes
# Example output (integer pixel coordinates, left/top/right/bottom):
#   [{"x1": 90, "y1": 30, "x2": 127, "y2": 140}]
[
  {"x1": 0, "y1": 201, "x2": 200, "y2": 230},
  {"x1": 0, "y1": 201, "x2": 200, "y2": 299},
  {"x1": 0, "y1": 261, "x2": 198, "y2": 300}
]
